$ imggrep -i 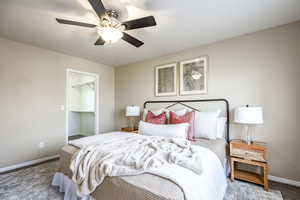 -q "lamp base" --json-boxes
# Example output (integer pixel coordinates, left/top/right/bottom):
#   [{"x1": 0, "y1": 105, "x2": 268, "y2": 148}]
[
  {"x1": 127, "y1": 117, "x2": 138, "y2": 130},
  {"x1": 242, "y1": 125, "x2": 253, "y2": 145},
  {"x1": 246, "y1": 134, "x2": 252, "y2": 145},
  {"x1": 128, "y1": 117, "x2": 133, "y2": 130}
]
